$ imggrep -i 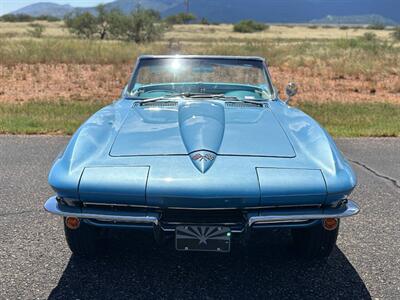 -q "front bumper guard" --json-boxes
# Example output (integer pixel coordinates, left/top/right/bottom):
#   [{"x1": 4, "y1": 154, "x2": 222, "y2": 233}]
[{"x1": 44, "y1": 196, "x2": 360, "y2": 227}]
